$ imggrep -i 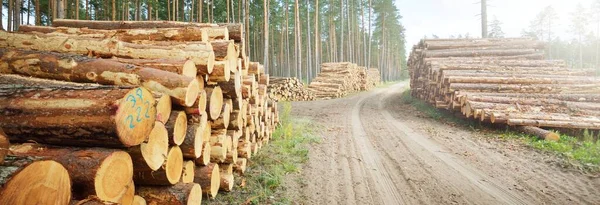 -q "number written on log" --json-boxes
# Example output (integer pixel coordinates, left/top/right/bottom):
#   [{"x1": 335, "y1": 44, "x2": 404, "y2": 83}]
[{"x1": 124, "y1": 88, "x2": 151, "y2": 129}]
